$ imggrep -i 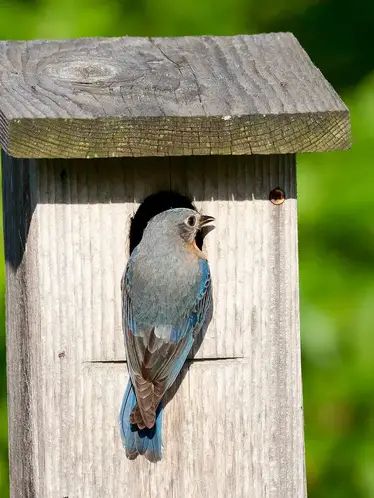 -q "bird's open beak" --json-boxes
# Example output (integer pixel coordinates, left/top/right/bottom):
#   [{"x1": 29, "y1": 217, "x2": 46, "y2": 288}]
[{"x1": 199, "y1": 215, "x2": 215, "y2": 228}]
